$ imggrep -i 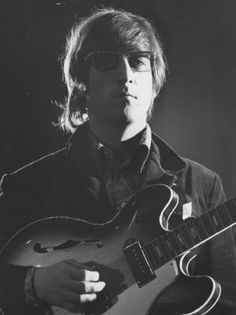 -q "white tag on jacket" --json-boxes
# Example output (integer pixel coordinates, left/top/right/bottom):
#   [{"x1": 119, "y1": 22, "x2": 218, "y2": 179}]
[{"x1": 182, "y1": 201, "x2": 193, "y2": 220}]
